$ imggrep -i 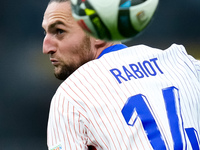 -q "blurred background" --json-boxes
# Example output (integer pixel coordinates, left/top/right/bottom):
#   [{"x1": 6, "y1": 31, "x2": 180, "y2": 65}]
[{"x1": 0, "y1": 0, "x2": 199, "y2": 149}]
